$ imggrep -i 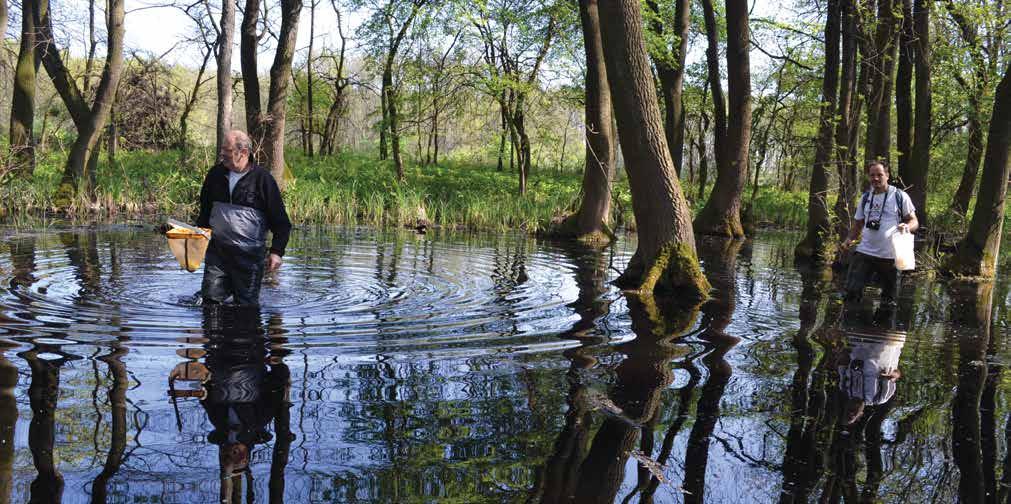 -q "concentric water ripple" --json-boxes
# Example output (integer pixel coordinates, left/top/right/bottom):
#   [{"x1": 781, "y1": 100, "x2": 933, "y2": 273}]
[{"x1": 0, "y1": 227, "x2": 635, "y2": 357}]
